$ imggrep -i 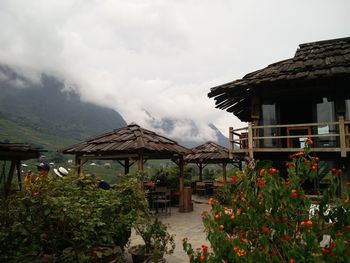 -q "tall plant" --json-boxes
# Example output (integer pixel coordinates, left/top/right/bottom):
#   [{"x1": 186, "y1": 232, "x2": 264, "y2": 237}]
[
  {"x1": 183, "y1": 140, "x2": 350, "y2": 262},
  {"x1": 0, "y1": 173, "x2": 147, "y2": 262}
]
